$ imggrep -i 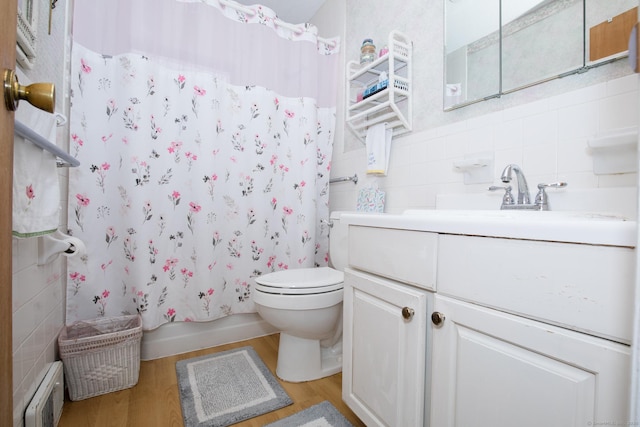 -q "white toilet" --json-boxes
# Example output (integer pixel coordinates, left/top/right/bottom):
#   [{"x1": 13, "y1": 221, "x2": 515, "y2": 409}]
[{"x1": 253, "y1": 211, "x2": 348, "y2": 382}]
